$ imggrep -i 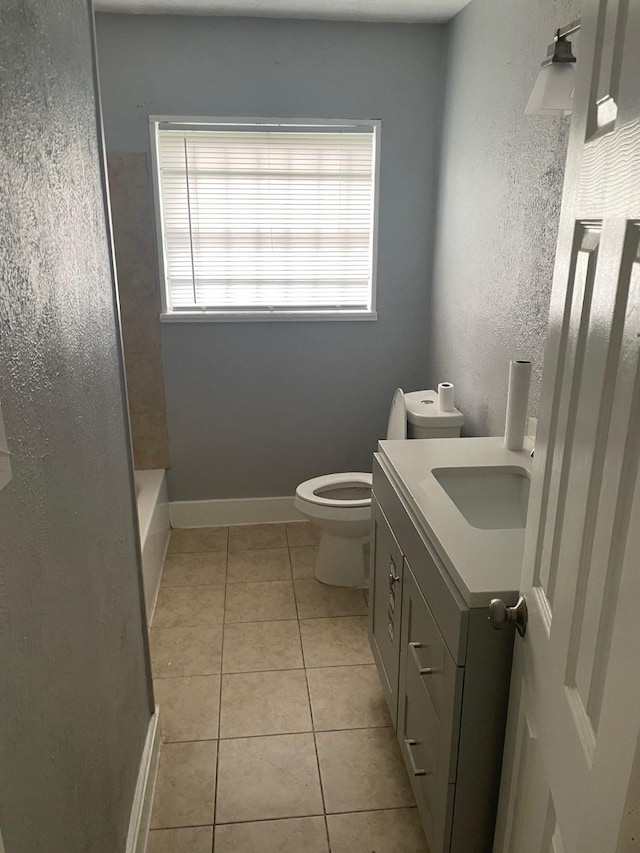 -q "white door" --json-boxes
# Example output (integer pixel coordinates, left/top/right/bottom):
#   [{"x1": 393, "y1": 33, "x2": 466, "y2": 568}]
[{"x1": 494, "y1": 2, "x2": 640, "y2": 852}]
